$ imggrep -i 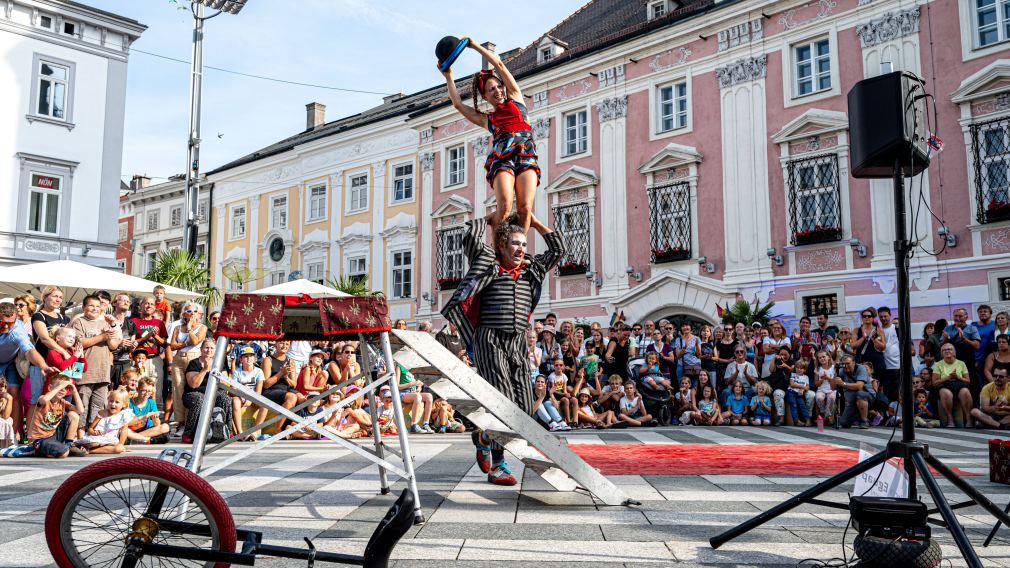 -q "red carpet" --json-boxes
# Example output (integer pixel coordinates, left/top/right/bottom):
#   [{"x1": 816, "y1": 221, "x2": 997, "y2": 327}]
[{"x1": 569, "y1": 444, "x2": 977, "y2": 476}]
